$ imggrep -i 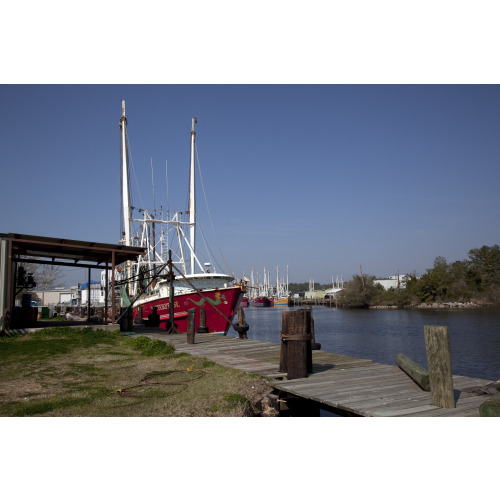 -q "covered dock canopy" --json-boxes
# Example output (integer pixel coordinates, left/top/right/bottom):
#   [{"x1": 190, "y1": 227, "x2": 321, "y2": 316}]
[{"x1": 0, "y1": 233, "x2": 146, "y2": 329}]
